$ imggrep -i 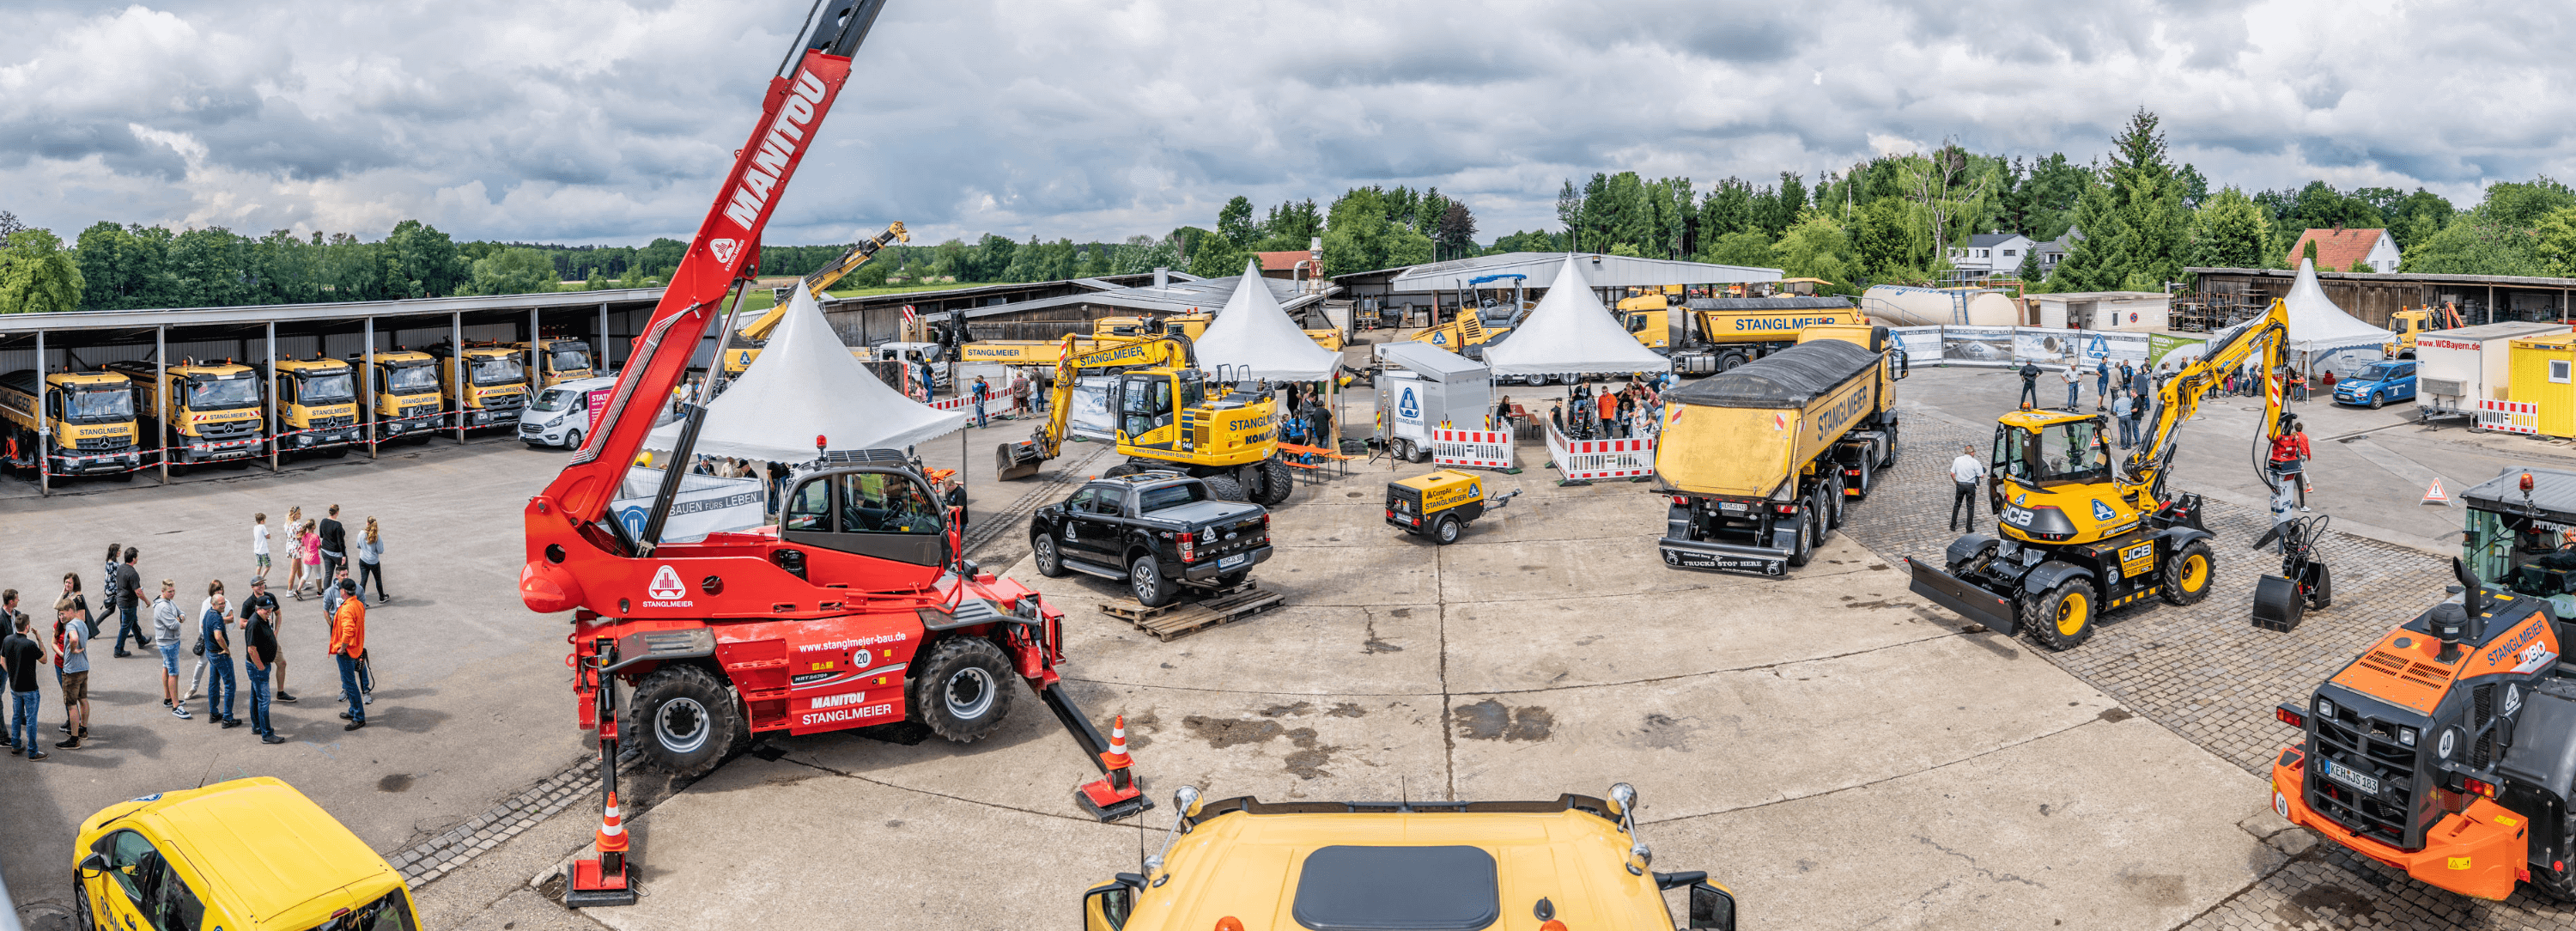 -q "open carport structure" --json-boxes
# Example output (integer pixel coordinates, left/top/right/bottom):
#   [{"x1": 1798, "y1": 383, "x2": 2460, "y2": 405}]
[{"x1": 0, "y1": 289, "x2": 665, "y2": 495}]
